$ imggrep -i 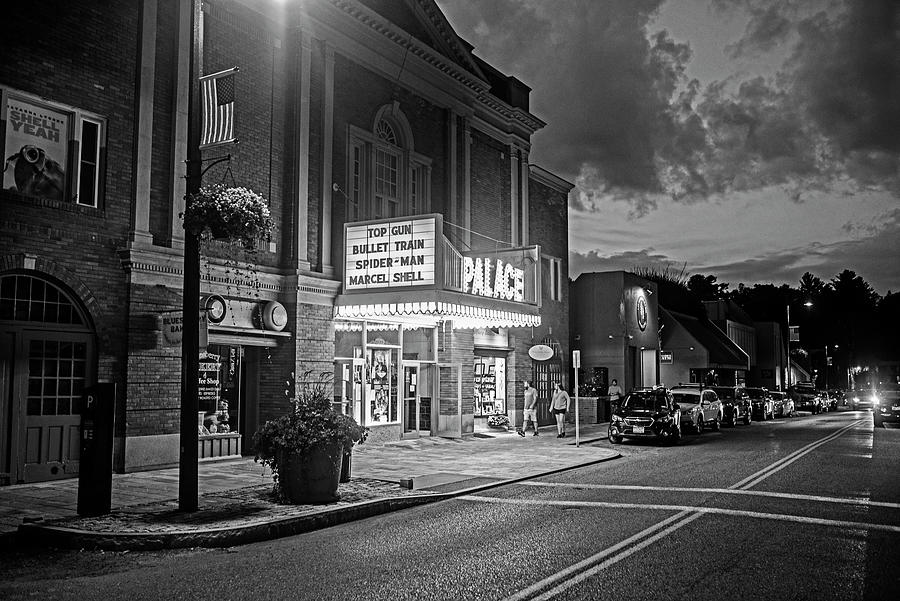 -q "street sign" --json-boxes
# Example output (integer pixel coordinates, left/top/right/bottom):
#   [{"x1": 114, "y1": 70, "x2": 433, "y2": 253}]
[
  {"x1": 790, "y1": 326, "x2": 799, "y2": 342},
  {"x1": 572, "y1": 350, "x2": 581, "y2": 368}
]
